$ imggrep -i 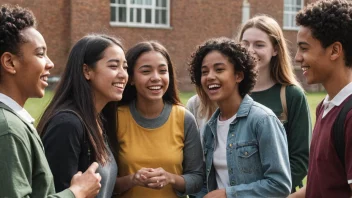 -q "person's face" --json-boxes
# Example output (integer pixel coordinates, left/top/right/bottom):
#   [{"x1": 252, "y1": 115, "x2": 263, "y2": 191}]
[
  {"x1": 12, "y1": 27, "x2": 54, "y2": 99},
  {"x1": 241, "y1": 27, "x2": 277, "y2": 72},
  {"x1": 200, "y1": 50, "x2": 243, "y2": 103},
  {"x1": 295, "y1": 26, "x2": 333, "y2": 85},
  {"x1": 132, "y1": 51, "x2": 169, "y2": 103},
  {"x1": 85, "y1": 45, "x2": 128, "y2": 104}
]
